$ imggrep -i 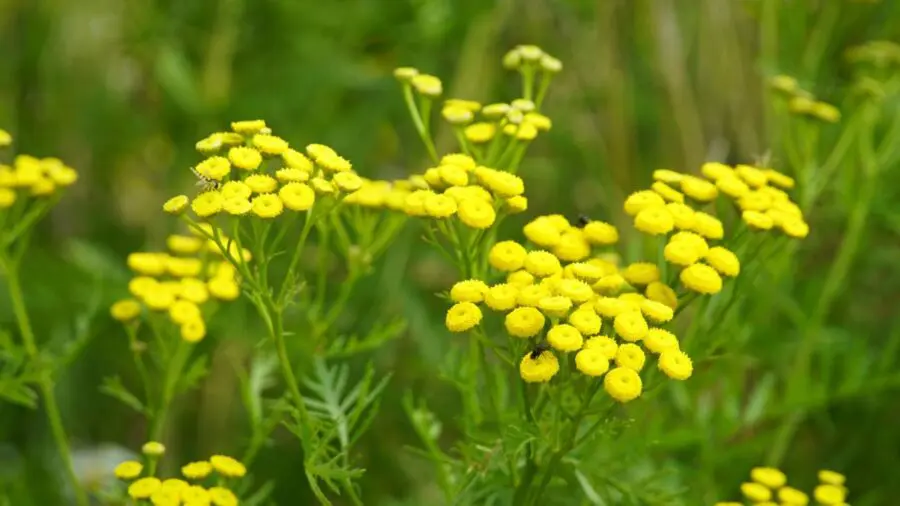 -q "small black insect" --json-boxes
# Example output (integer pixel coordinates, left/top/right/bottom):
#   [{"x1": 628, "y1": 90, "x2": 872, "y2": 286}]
[
  {"x1": 576, "y1": 214, "x2": 591, "y2": 227},
  {"x1": 530, "y1": 341, "x2": 550, "y2": 359}
]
